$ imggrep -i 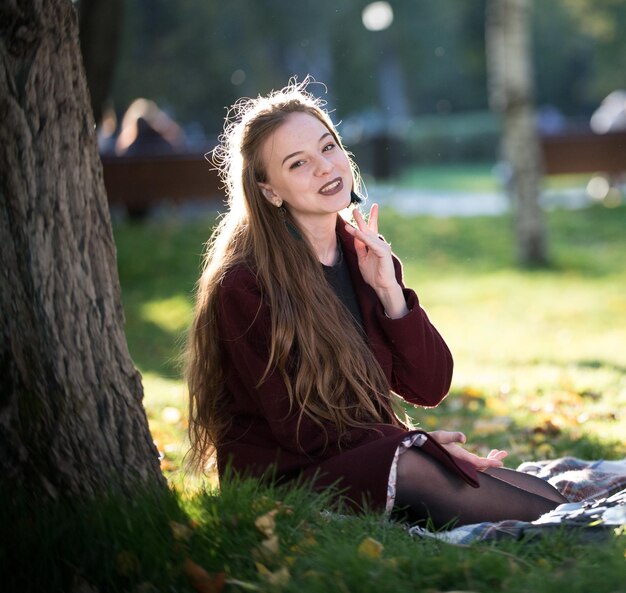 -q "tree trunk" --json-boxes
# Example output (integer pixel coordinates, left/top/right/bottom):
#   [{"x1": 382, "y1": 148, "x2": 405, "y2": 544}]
[
  {"x1": 486, "y1": 0, "x2": 548, "y2": 265},
  {"x1": 78, "y1": 0, "x2": 123, "y2": 126},
  {"x1": 0, "y1": 0, "x2": 164, "y2": 498}
]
